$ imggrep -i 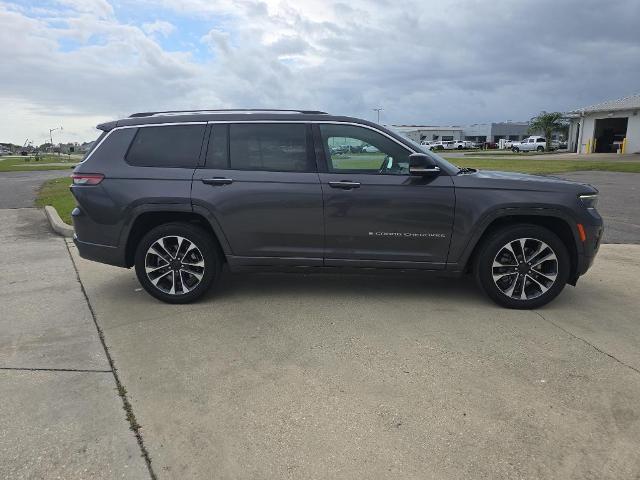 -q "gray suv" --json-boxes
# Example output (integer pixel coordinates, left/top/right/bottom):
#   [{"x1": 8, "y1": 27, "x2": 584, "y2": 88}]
[{"x1": 71, "y1": 109, "x2": 603, "y2": 308}]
